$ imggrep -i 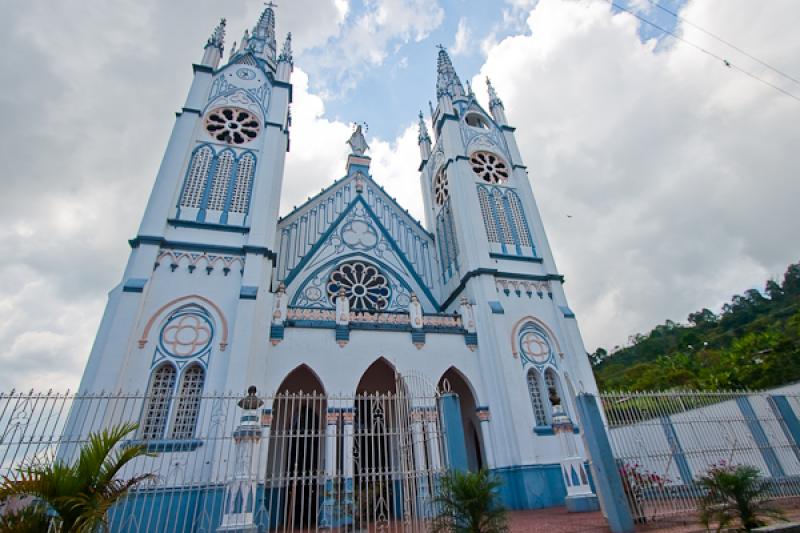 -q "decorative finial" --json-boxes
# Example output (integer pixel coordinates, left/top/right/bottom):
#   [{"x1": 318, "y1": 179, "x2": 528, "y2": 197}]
[
  {"x1": 279, "y1": 32, "x2": 293, "y2": 63},
  {"x1": 466, "y1": 79, "x2": 474, "y2": 97},
  {"x1": 417, "y1": 111, "x2": 430, "y2": 143},
  {"x1": 428, "y1": 100, "x2": 435, "y2": 118},
  {"x1": 486, "y1": 77, "x2": 503, "y2": 107},
  {"x1": 206, "y1": 18, "x2": 226, "y2": 51},
  {"x1": 238, "y1": 385, "x2": 264, "y2": 410},
  {"x1": 347, "y1": 123, "x2": 370, "y2": 156}
]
